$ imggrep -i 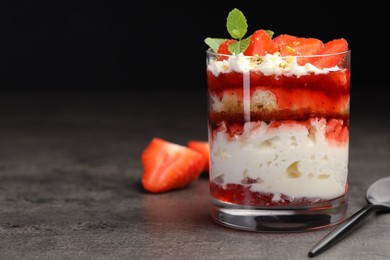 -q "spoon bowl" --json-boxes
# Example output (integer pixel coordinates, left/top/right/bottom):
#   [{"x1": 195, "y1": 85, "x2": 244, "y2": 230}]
[
  {"x1": 366, "y1": 176, "x2": 390, "y2": 206},
  {"x1": 309, "y1": 176, "x2": 390, "y2": 257}
]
